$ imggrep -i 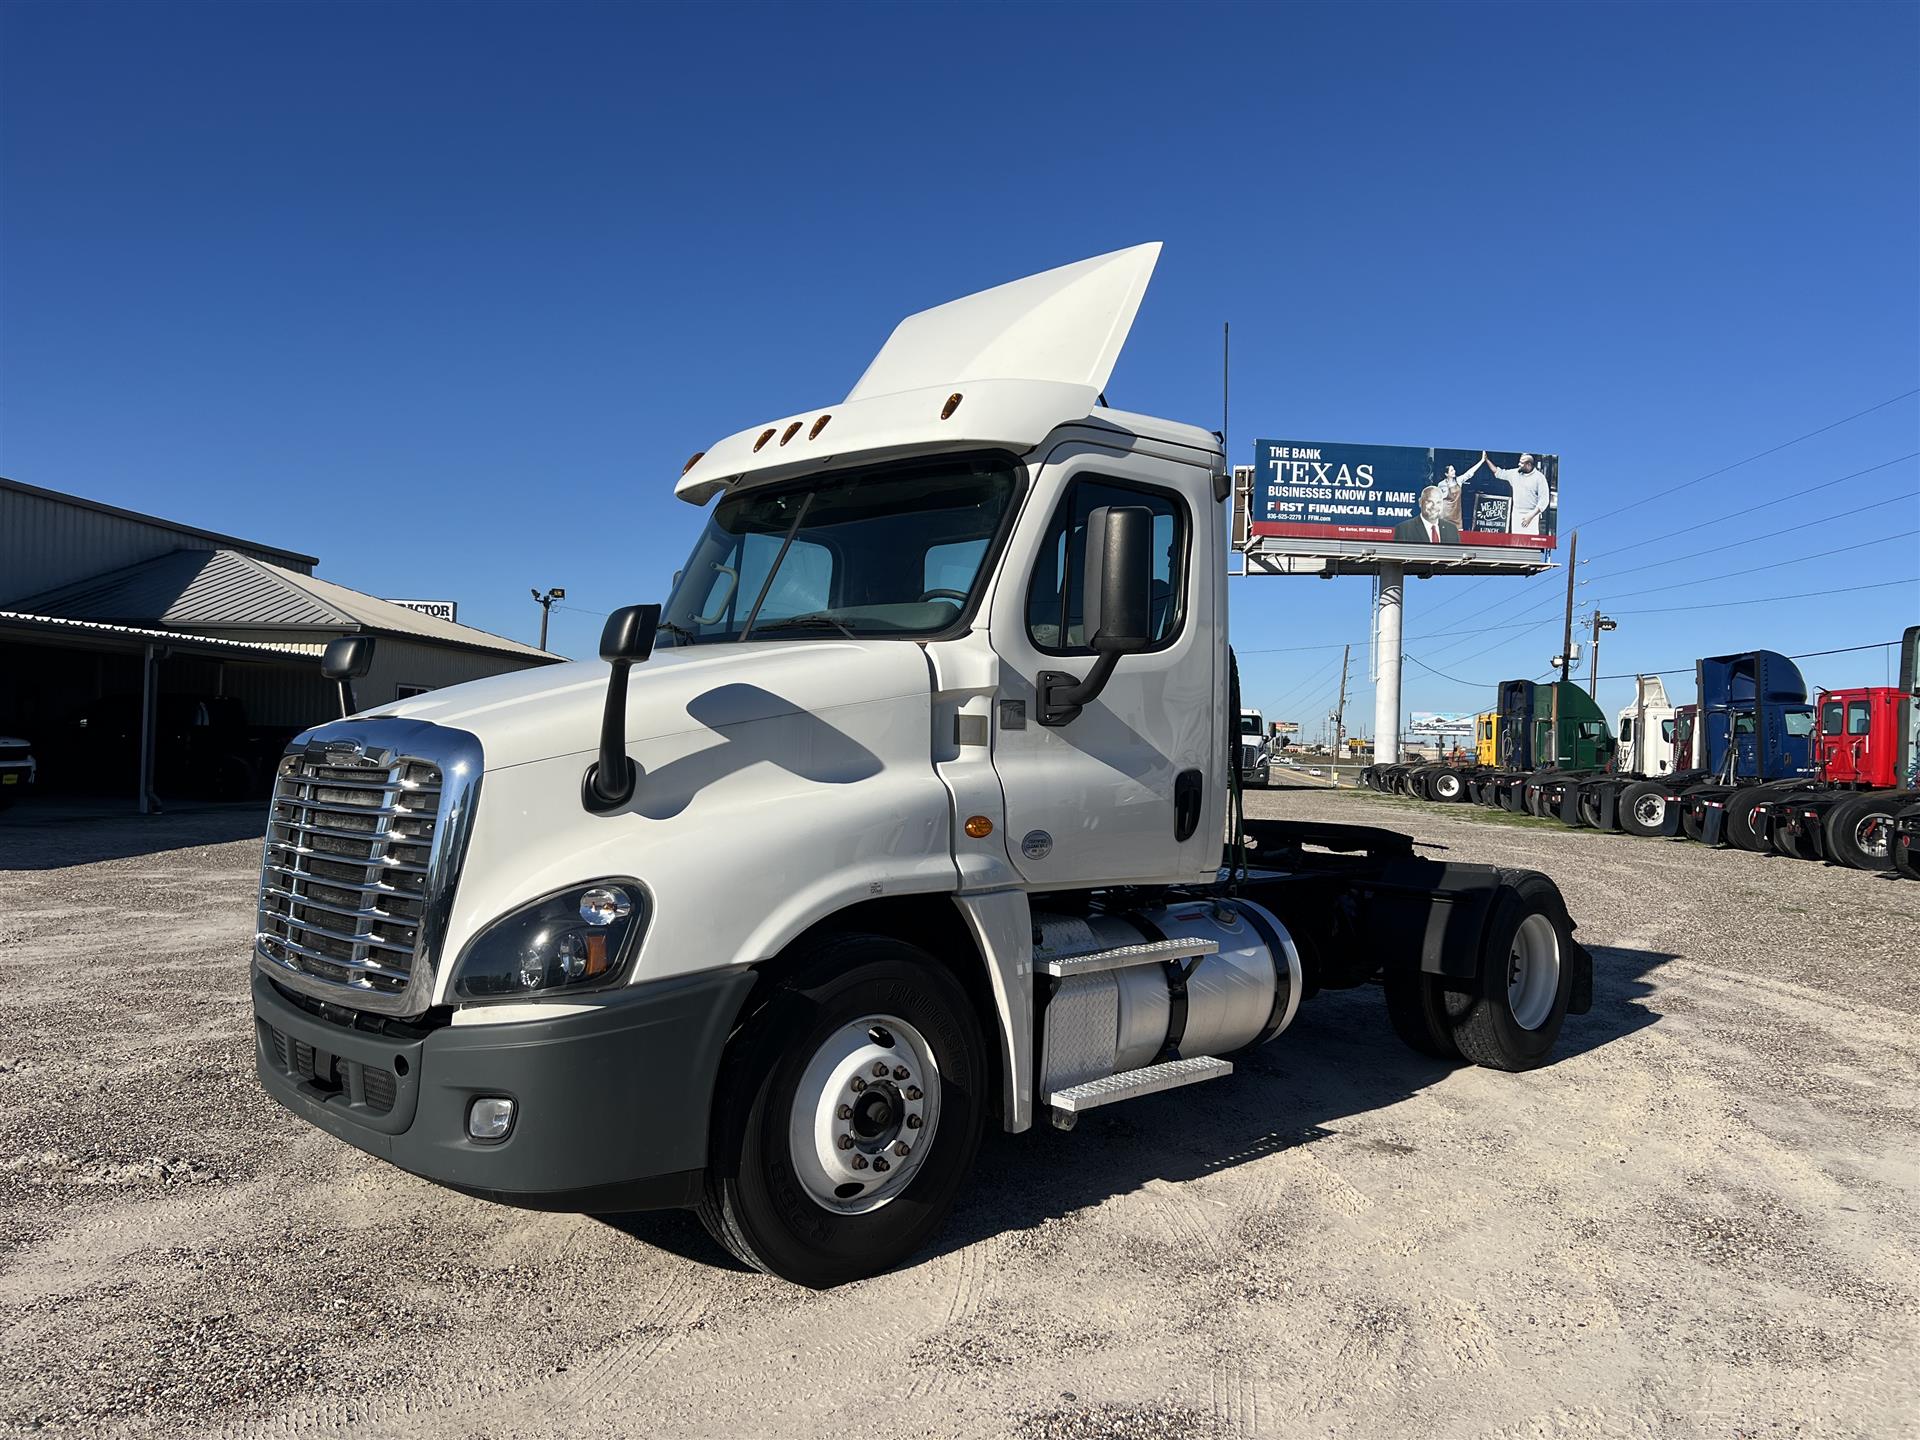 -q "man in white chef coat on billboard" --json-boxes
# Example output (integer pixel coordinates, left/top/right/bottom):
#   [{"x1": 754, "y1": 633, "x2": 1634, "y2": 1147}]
[{"x1": 1481, "y1": 451, "x2": 1551, "y2": 536}]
